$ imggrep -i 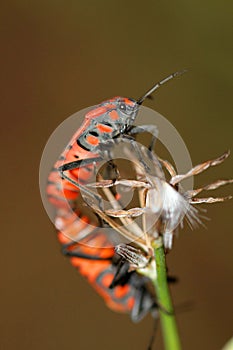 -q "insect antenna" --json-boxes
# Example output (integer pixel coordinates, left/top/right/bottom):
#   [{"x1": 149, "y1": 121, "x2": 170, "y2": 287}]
[
  {"x1": 137, "y1": 69, "x2": 187, "y2": 105},
  {"x1": 147, "y1": 318, "x2": 159, "y2": 350}
]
